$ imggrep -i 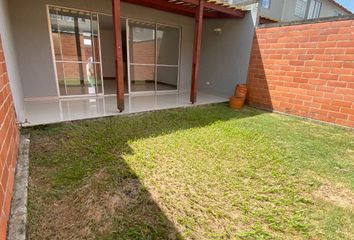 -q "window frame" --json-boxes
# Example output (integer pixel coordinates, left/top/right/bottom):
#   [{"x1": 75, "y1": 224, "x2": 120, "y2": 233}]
[
  {"x1": 307, "y1": 0, "x2": 322, "y2": 19},
  {"x1": 294, "y1": 0, "x2": 308, "y2": 18}
]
